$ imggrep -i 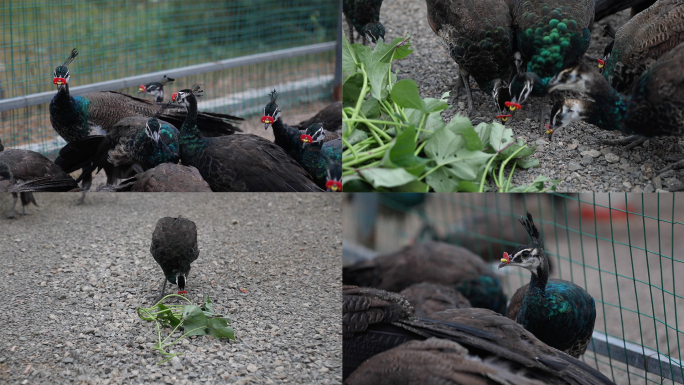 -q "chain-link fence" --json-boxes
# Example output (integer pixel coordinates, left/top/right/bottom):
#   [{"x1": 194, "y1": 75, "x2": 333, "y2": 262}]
[
  {"x1": 0, "y1": 0, "x2": 338, "y2": 157},
  {"x1": 343, "y1": 193, "x2": 684, "y2": 385}
]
